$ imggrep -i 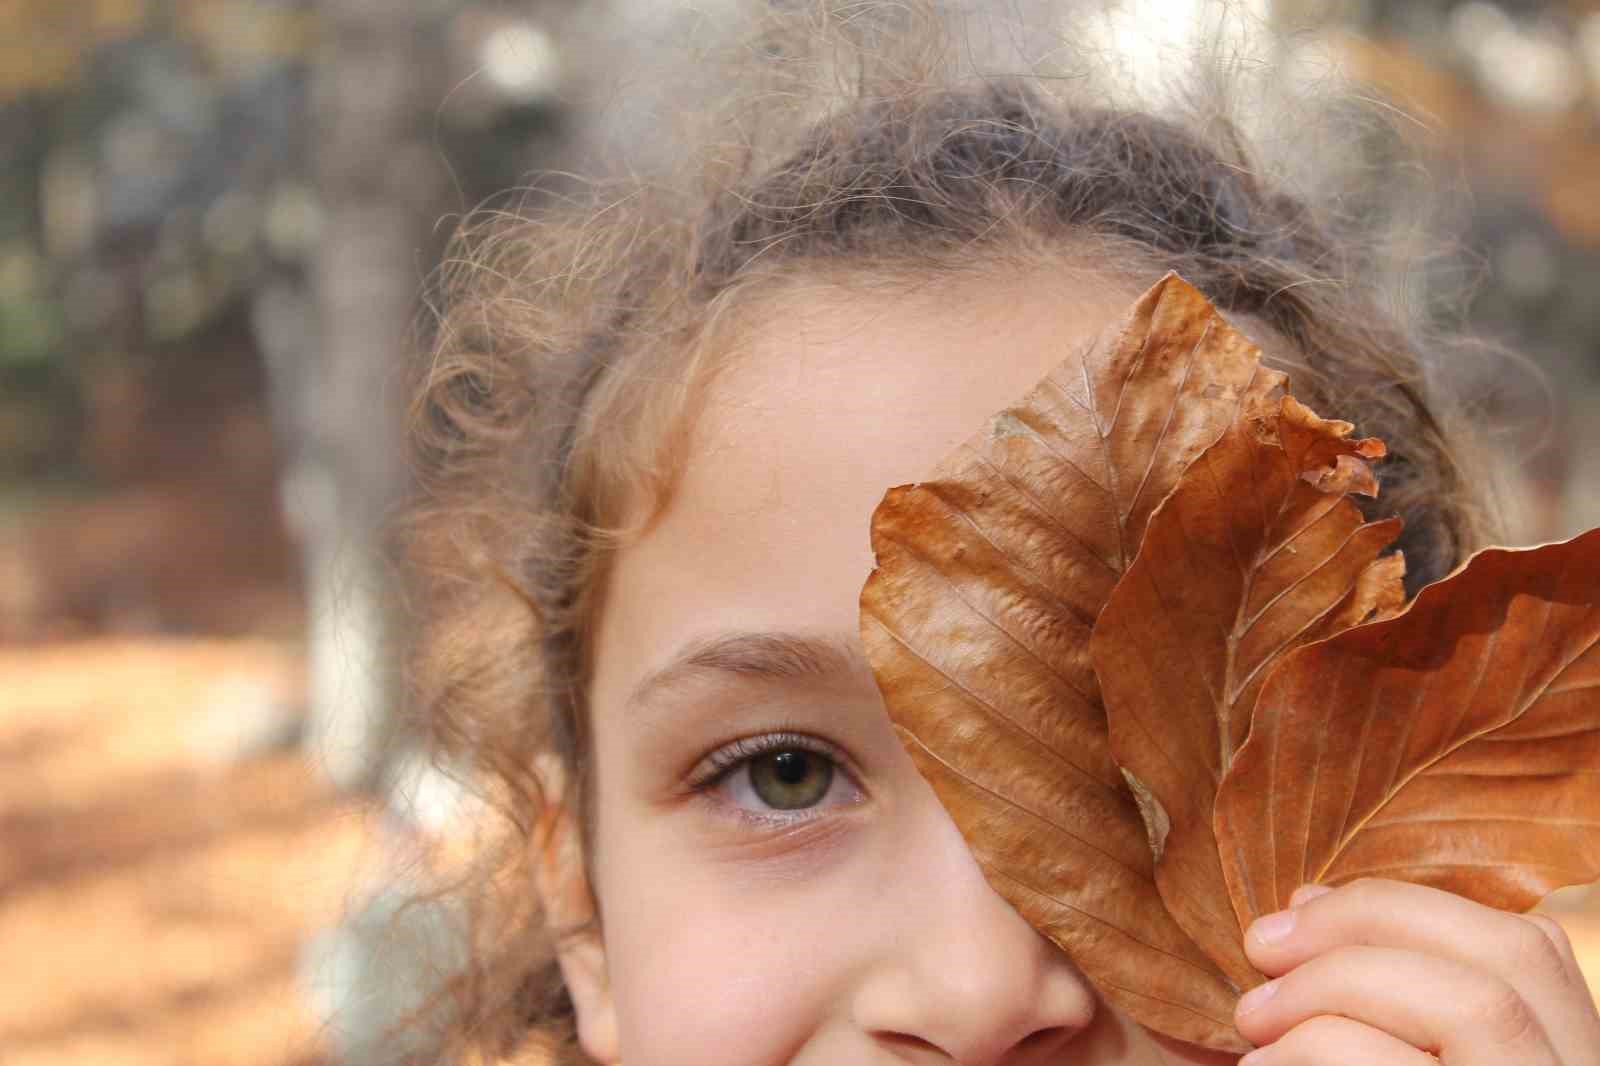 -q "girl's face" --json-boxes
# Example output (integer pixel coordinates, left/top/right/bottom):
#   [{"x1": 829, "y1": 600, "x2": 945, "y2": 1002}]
[{"x1": 568, "y1": 270, "x2": 1245, "y2": 1065}]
